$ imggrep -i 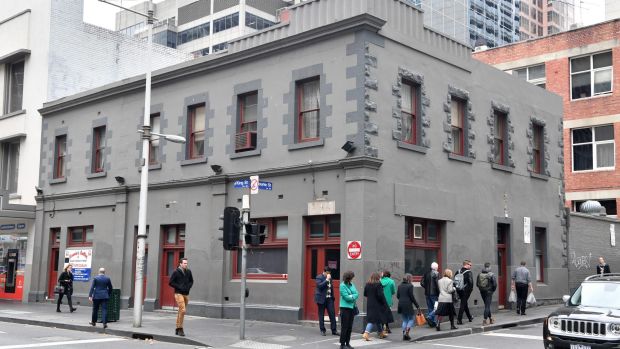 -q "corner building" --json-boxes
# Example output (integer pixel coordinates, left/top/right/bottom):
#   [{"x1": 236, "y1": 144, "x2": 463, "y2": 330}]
[{"x1": 32, "y1": 0, "x2": 567, "y2": 322}]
